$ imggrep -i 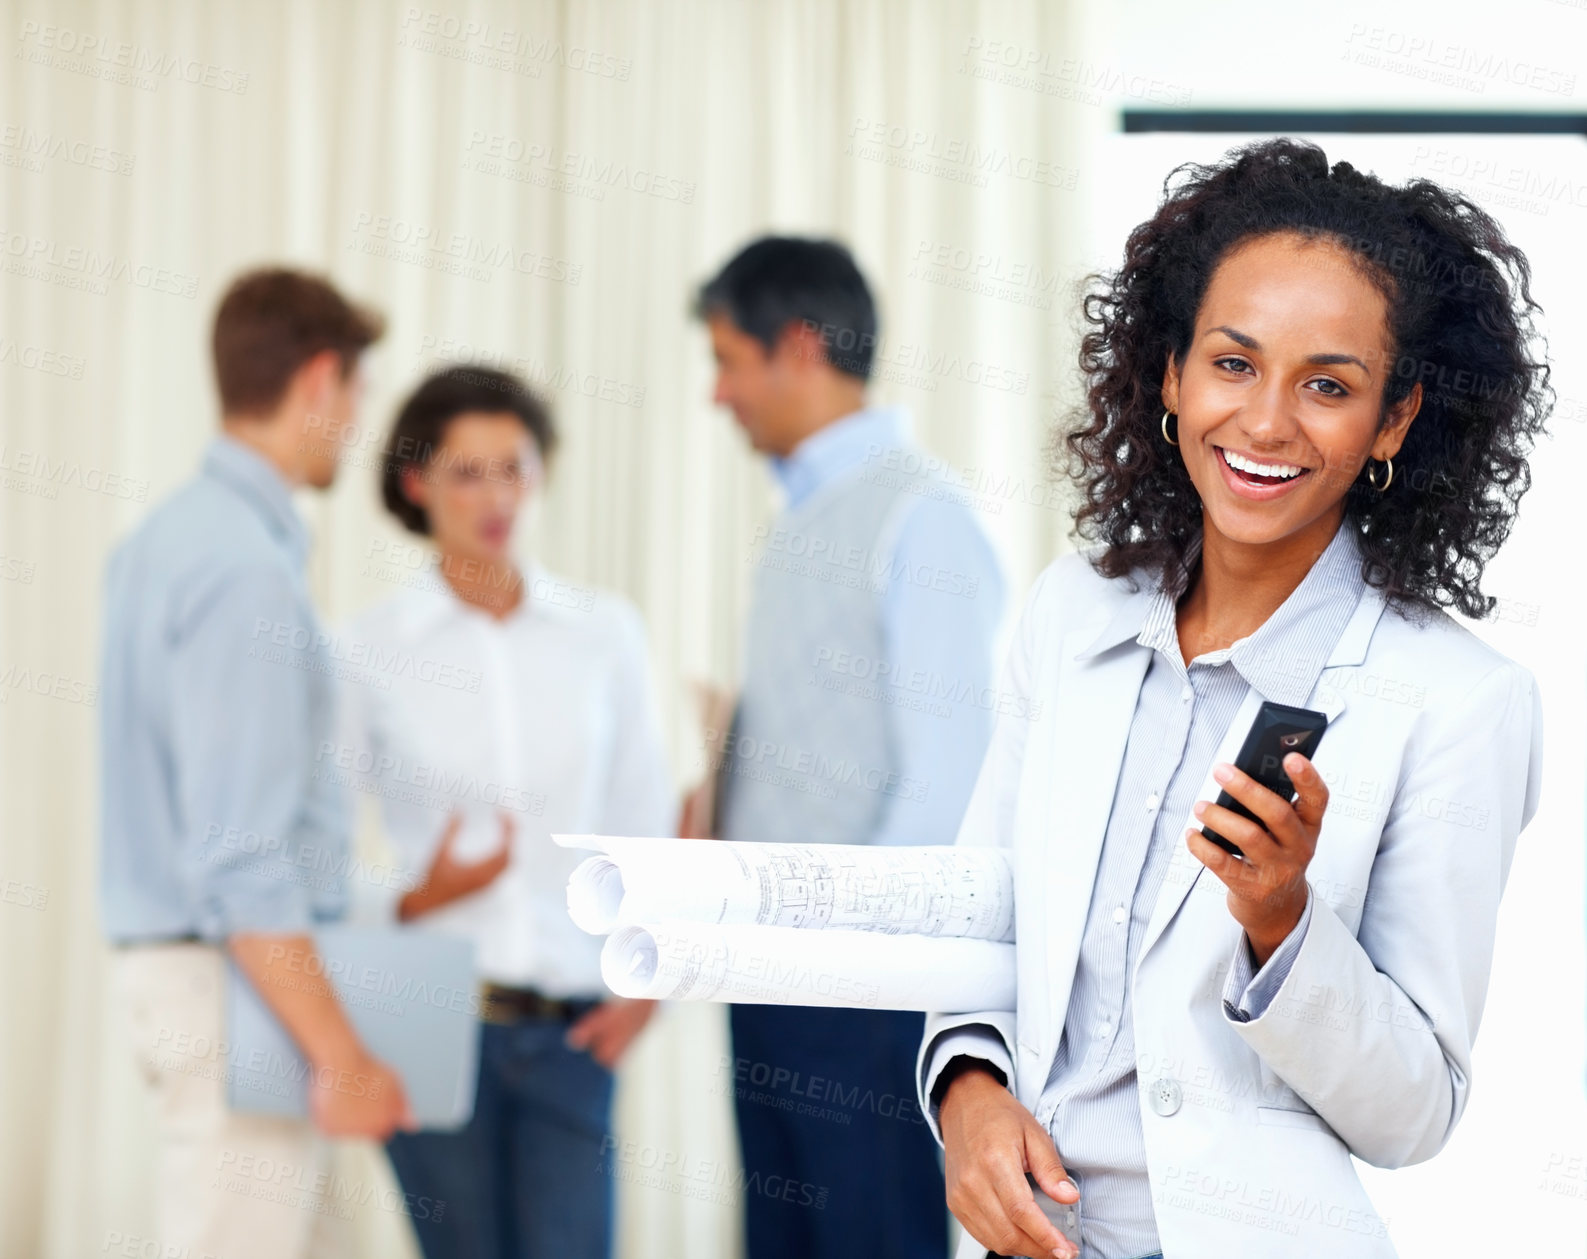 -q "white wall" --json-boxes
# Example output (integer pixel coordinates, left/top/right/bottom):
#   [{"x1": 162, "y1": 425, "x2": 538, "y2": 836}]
[{"x1": 1084, "y1": 0, "x2": 1587, "y2": 1247}]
